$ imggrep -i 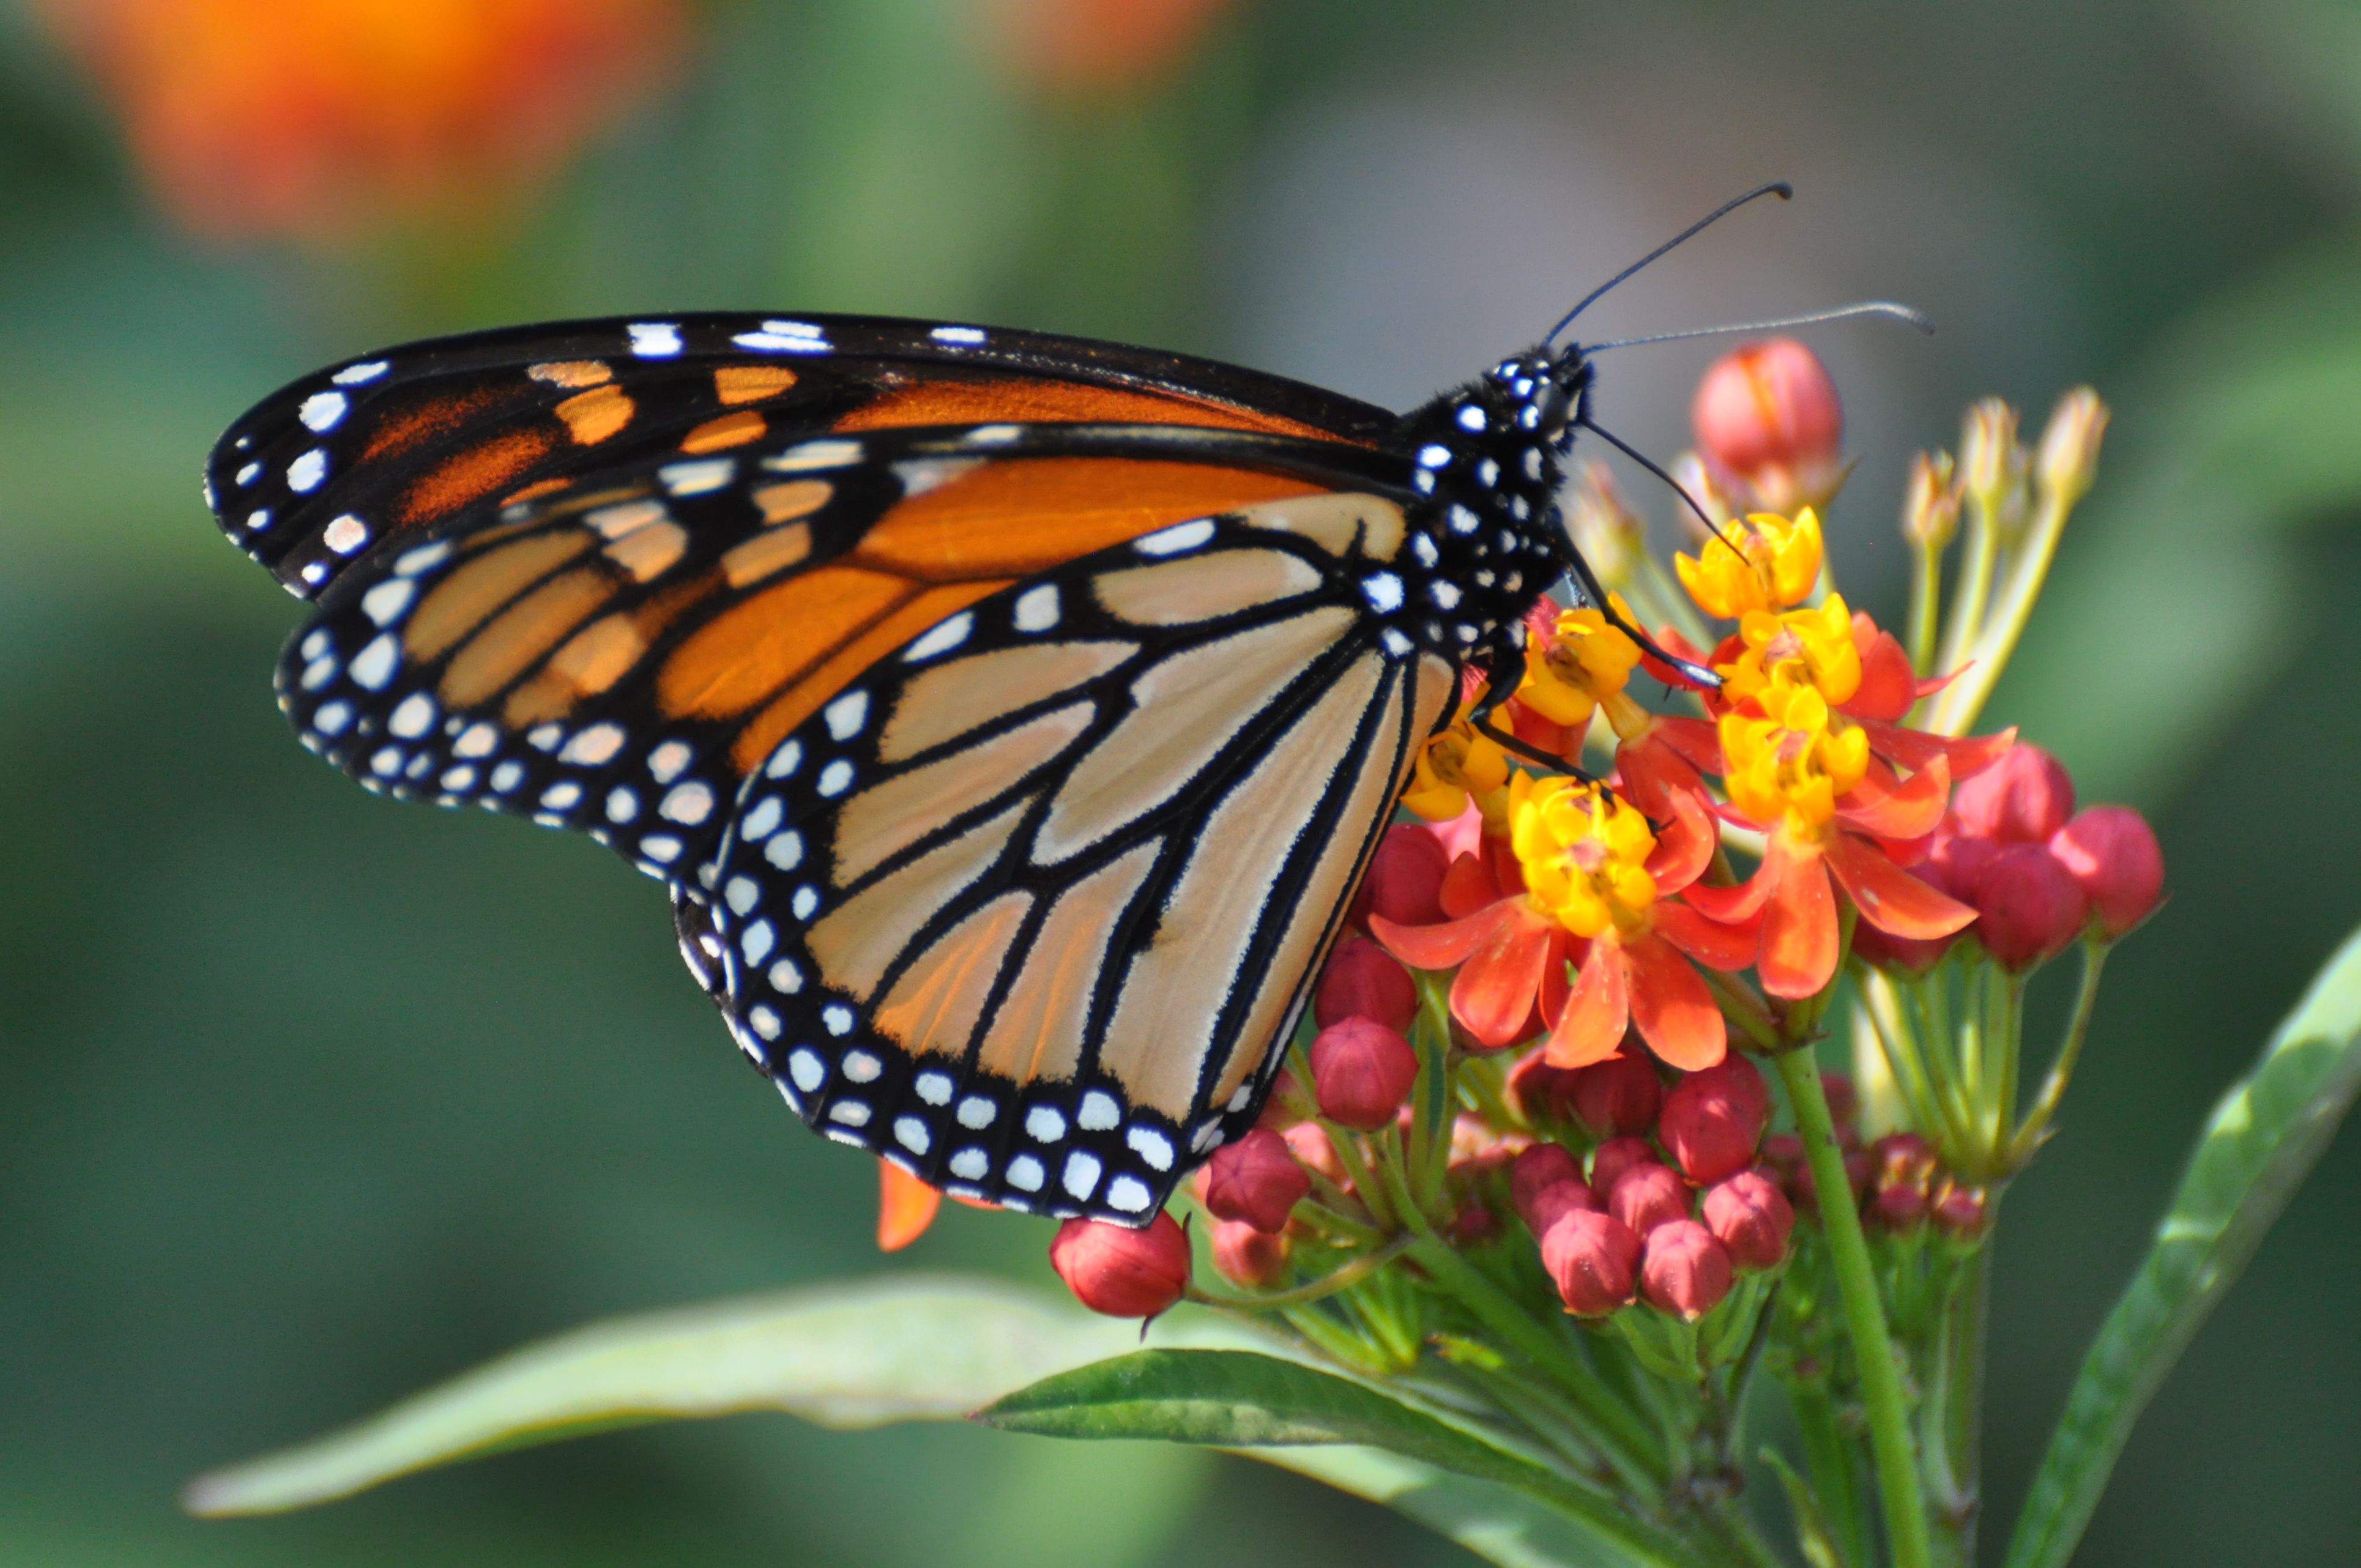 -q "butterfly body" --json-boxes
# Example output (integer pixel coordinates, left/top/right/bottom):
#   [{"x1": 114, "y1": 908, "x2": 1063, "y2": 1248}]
[{"x1": 206, "y1": 313, "x2": 1599, "y2": 1222}]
